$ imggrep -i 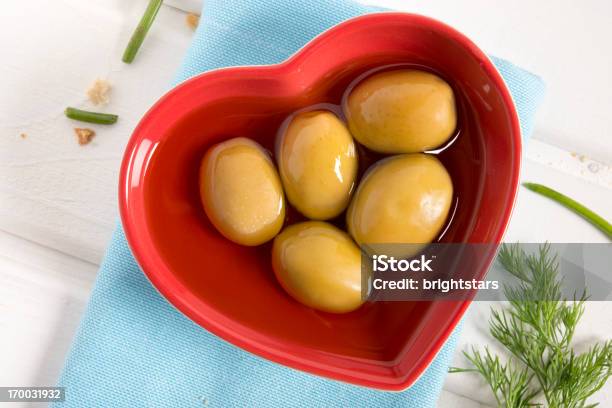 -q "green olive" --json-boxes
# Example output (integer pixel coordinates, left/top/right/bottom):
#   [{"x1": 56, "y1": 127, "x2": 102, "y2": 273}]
[
  {"x1": 346, "y1": 154, "x2": 453, "y2": 245},
  {"x1": 344, "y1": 69, "x2": 456, "y2": 153},
  {"x1": 272, "y1": 221, "x2": 364, "y2": 313},
  {"x1": 276, "y1": 110, "x2": 358, "y2": 220},
  {"x1": 199, "y1": 137, "x2": 285, "y2": 246}
]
